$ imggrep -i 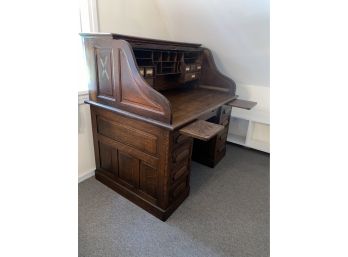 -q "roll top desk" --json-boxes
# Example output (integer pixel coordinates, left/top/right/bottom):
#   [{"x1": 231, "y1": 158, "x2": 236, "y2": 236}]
[{"x1": 80, "y1": 33, "x2": 256, "y2": 221}]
